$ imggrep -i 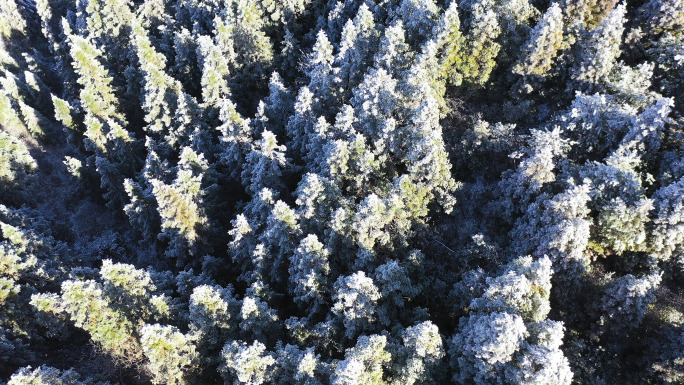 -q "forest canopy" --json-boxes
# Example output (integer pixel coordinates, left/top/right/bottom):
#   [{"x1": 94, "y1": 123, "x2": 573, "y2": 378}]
[{"x1": 1, "y1": 0, "x2": 684, "y2": 383}]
